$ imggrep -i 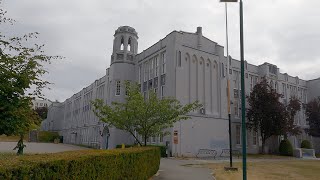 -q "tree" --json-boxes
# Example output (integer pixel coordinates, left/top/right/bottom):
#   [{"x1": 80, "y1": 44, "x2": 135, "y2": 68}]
[
  {"x1": 247, "y1": 78, "x2": 290, "y2": 153},
  {"x1": 0, "y1": 2, "x2": 60, "y2": 154},
  {"x1": 306, "y1": 97, "x2": 320, "y2": 137},
  {"x1": 285, "y1": 97, "x2": 301, "y2": 138},
  {"x1": 92, "y1": 82, "x2": 202, "y2": 146},
  {"x1": 35, "y1": 106, "x2": 48, "y2": 122}
]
